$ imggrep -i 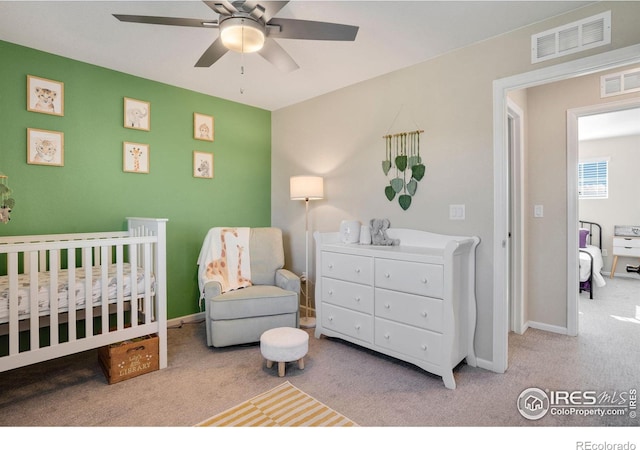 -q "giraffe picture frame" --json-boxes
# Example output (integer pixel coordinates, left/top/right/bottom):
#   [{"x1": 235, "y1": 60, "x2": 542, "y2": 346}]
[{"x1": 123, "y1": 142, "x2": 149, "y2": 173}]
